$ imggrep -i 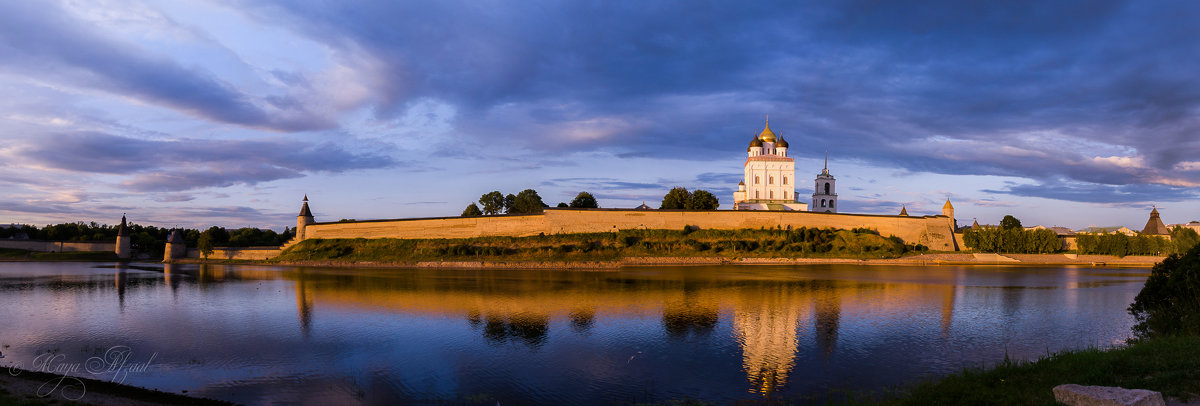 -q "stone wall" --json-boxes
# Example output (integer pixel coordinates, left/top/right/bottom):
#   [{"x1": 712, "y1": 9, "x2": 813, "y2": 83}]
[
  {"x1": 303, "y1": 209, "x2": 959, "y2": 250},
  {"x1": 0, "y1": 239, "x2": 113, "y2": 252},
  {"x1": 187, "y1": 247, "x2": 282, "y2": 260}
]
